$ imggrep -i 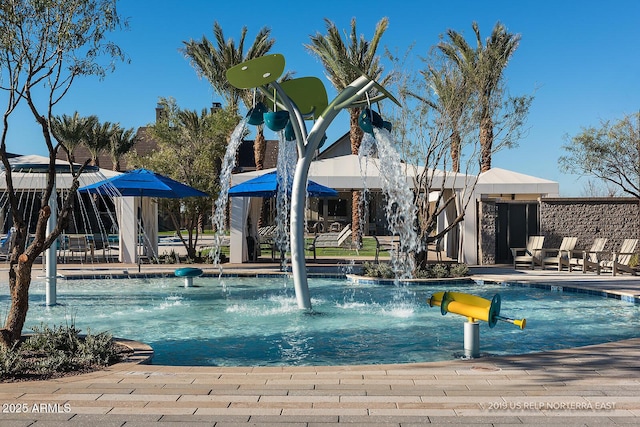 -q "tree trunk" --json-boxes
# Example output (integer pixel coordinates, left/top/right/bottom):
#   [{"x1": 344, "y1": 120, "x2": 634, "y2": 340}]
[
  {"x1": 451, "y1": 130, "x2": 461, "y2": 173},
  {"x1": 349, "y1": 109, "x2": 364, "y2": 246},
  {"x1": 479, "y1": 111, "x2": 493, "y2": 173},
  {"x1": 0, "y1": 259, "x2": 34, "y2": 346},
  {"x1": 254, "y1": 126, "x2": 267, "y2": 228},
  {"x1": 254, "y1": 126, "x2": 267, "y2": 170},
  {"x1": 0, "y1": 204, "x2": 54, "y2": 347}
]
